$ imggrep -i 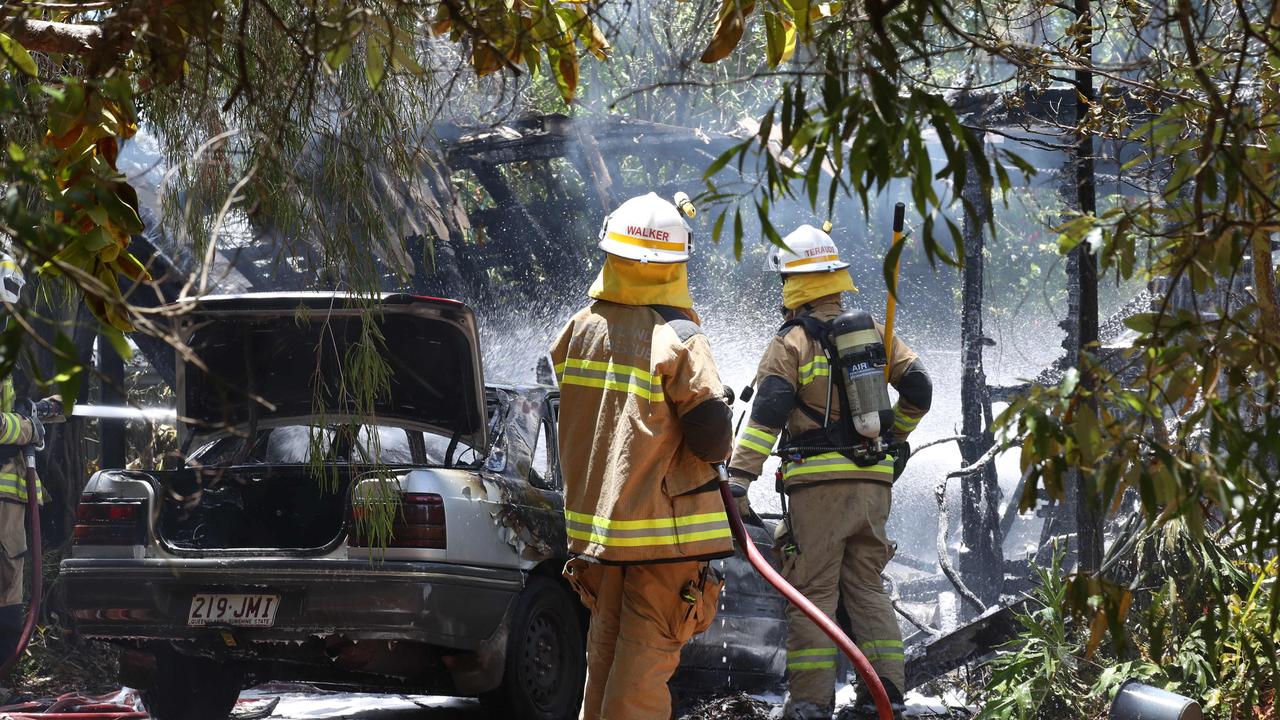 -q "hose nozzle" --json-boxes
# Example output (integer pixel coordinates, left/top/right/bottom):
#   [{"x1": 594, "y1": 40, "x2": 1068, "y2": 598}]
[
  {"x1": 822, "y1": 220, "x2": 833, "y2": 233},
  {"x1": 674, "y1": 192, "x2": 696, "y2": 219}
]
